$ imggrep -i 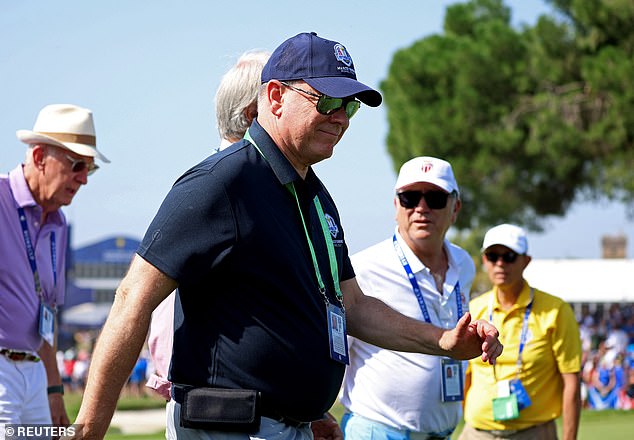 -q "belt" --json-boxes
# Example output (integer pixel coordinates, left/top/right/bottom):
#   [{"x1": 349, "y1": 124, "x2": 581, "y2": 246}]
[
  {"x1": 259, "y1": 408, "x2": 310, "y2": 429},
  {"x1": 0, "y1": 348, "x2": 41, "y2": 362},
  {"x1": 479, "y1": 429, "x2": 520, "y2": 436},
  {"x1": 476, "y1": 419, "x2": 555, "y2": 437},
  {"x1": 172, "y1": 385, "x2": 311, "y2": 429}
]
